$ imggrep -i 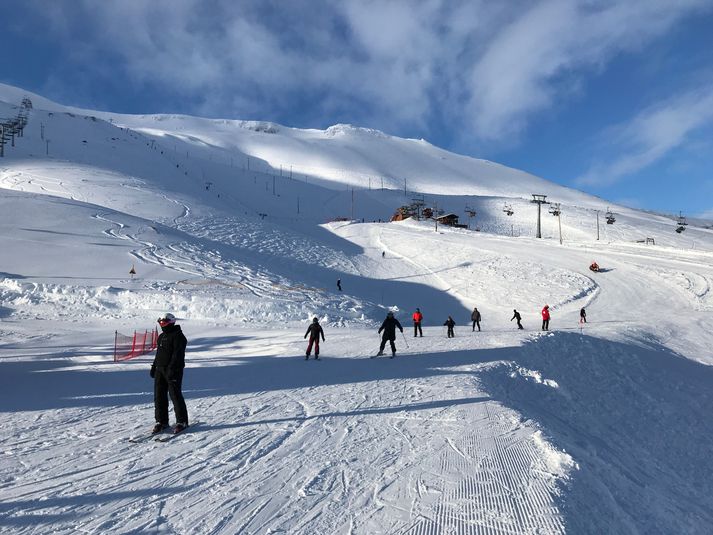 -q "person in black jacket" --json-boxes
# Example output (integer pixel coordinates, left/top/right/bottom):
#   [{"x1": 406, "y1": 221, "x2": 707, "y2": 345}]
[
  {"x1": 444, "y1": 316, "x2": 456, "y2": 337},
  {"x1": 150, "y1": 313, "x2": 189, "y2": 434},
  {"x1": 304, "y1": 317, "x2": 325, "y2": 360},
  {"x1": 377, "y1": 311, "x2": 403, "y2": 357},
  {"x1": 511, "y1": 309, "x2": 523, "y2": 330},
  {"x1": 580, "y1": 307, "x2": 587, "y2": 323},
  {"x1": 471, "y1": 307, "x2": 481, "y2": 332}
]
